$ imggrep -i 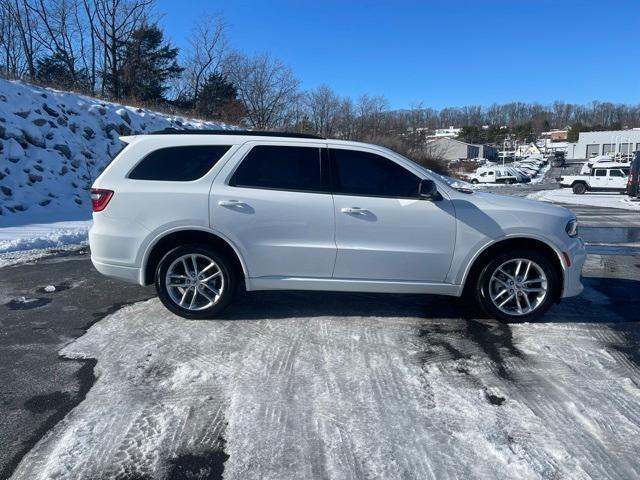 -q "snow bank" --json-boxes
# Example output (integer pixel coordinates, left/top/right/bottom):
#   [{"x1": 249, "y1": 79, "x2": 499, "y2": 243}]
[
  {"x1": 0, "y1": 79, "x2": 227, "y2": 254},
  {"x1": 0, "y1": 220, "x2": 91, "y2": 254},
  {"x1": 527, "y1": 188, "x2": 640, "y2": 210}
]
